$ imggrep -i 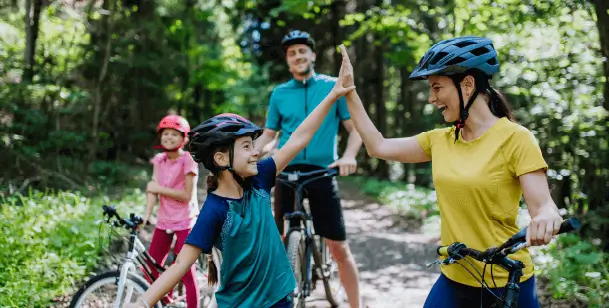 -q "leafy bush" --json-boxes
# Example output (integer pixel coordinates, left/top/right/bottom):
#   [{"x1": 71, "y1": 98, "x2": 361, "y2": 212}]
[
  {"x1": 0, "y1": 189, "x2": 146, "y2": 307},
  {"x1": 536, "y1": 233, "x2": 609, "y2": 307}
]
